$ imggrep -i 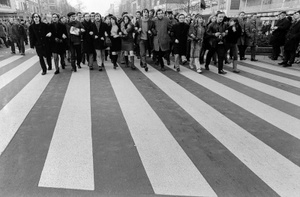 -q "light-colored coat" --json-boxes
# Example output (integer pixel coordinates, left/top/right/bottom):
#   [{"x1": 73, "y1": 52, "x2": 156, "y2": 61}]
[{"x1": 153, "y1": 17, "x2": 172, "y2": 52}]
